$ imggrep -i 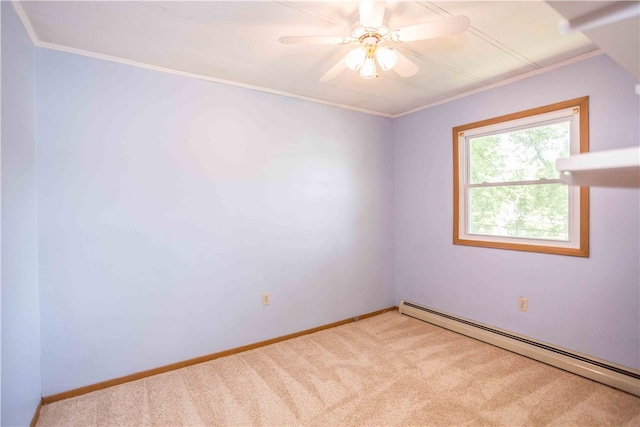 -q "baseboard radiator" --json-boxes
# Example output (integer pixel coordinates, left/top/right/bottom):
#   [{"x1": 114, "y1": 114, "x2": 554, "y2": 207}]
[{"x1": 399, "y1": 300, "x2": 640, "y2": 397}]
